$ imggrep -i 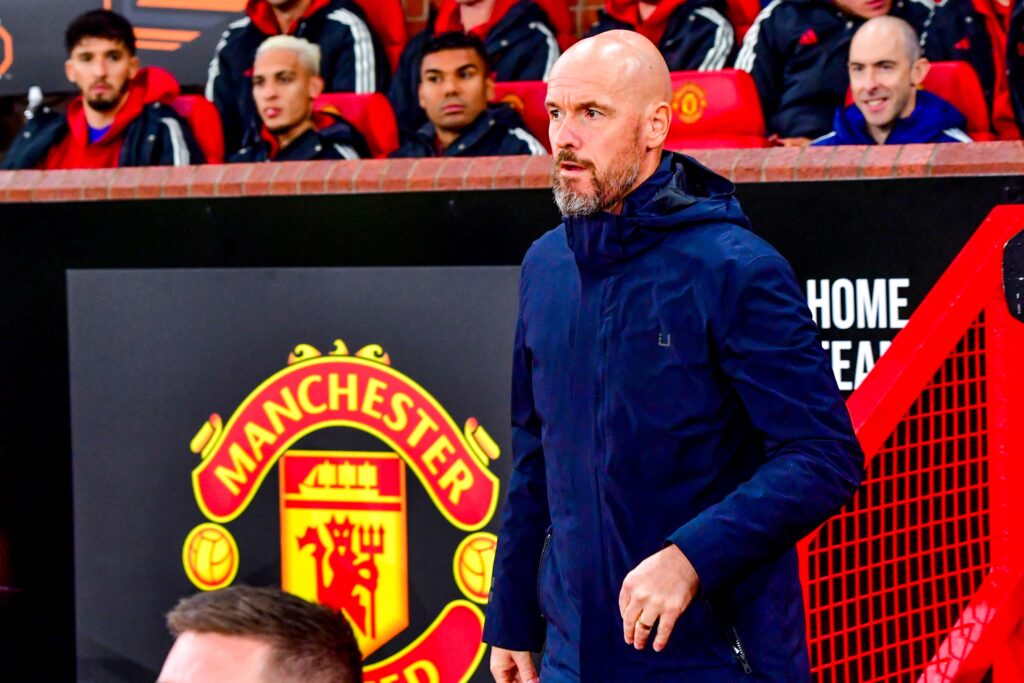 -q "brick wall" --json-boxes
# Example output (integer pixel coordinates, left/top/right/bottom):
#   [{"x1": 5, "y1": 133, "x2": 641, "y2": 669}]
[{"x1": 2, "y1": 142, "x2": 1021, "y2": 203}]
